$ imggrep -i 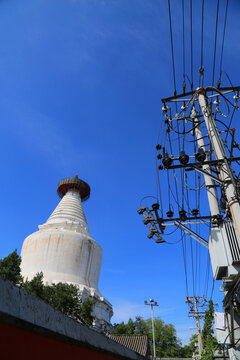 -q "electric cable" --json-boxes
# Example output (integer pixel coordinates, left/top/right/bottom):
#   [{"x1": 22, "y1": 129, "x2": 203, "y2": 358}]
[
  {"x1": 140, "y1": 196, "x2": 158, "y2": 207},
  {"x1": 210, "y1": 278, "x2": 215, "y2": 300},
  {"x1": 224, "y1": 107, "x2": 236, "y2": 143},
  {"x1": 182, "y1": 231, "x2": 189, "y2": 296},
  {"x1": 199, "y1": 0, "x2": 205, "y2": 87},
  {"x1": 205, "y1": 86, "x2": 235, "y2": 108},
  {"x1": 214, "y1": 118, "x2": 231, "y2": 131},
  {"x1": 182, "y1": 0, "x2": 186, "y2": 90},
  {"x1": 190, "y1": 0, "x2": 193, "y2": 90},
  {"x1": 219, "y1": 0, "x2": 229, "y2": 85},
  {"x1": 222, "y1": 326, "x2": 240, "y2": 357},
  {"x1": 171, "y1": 120, "x2": 205, "y2": 135},
  {"x1": 212, "y1": 0, "x2": 220, "y2": 88},
  {"x1": 168, "y1": 0, "x2": 177, "y2": 95}
]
